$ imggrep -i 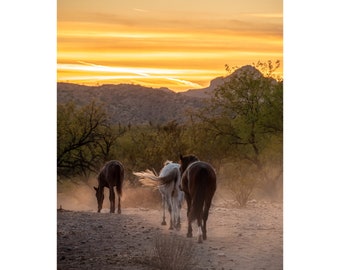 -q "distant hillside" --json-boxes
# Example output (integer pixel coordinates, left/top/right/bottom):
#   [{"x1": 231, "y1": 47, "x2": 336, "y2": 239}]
[
  {"x1": 181, "y1": 65, "x2": 267, "y2": 98},
  {"x1": 57, "y1": 66, "x2": 267, "y2": 125},
  {"x1": 57, "y1": 83, "x2": 207, "y2": 125},
  {"x1": 181, "y1": 76, "x2": 225, "y2": 98}
]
